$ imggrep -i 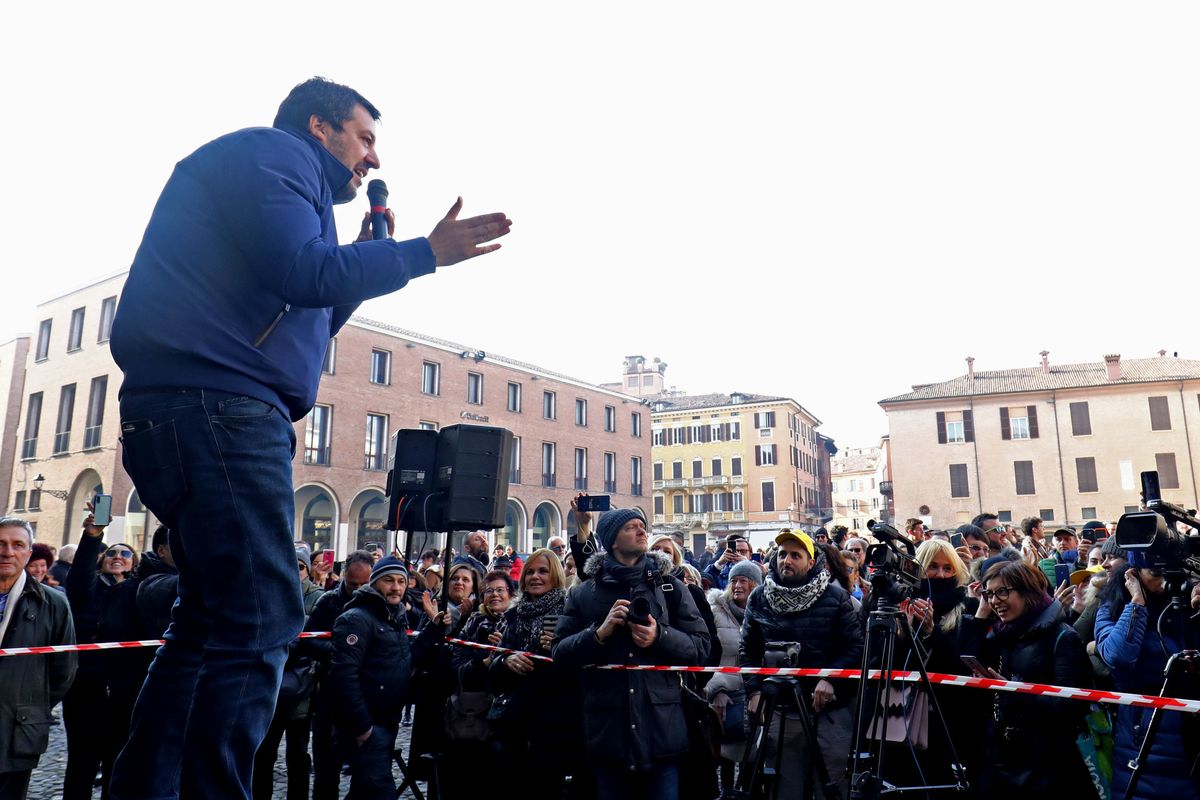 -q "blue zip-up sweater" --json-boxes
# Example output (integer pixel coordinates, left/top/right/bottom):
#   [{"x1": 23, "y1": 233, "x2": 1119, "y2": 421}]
[{"x1": 111, "y1": 123, "x2": 436, "y2": 421}]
